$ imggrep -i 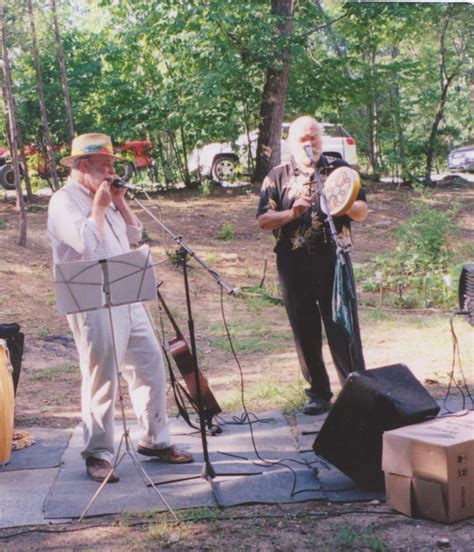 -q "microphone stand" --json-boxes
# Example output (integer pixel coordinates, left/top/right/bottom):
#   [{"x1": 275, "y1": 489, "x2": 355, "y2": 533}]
[
  {"x1": 304, "y1": 148, "x2": 347, "y2": 261},
  {"x1": 306, "y1": 150, "x2": 358, "y2": 373},
  {"x1": 124, "y1": 188, "x2": 261, "y2": 506},
  {"x1": 113, "y1": 180, "x2": 236, "y2": 295}
]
